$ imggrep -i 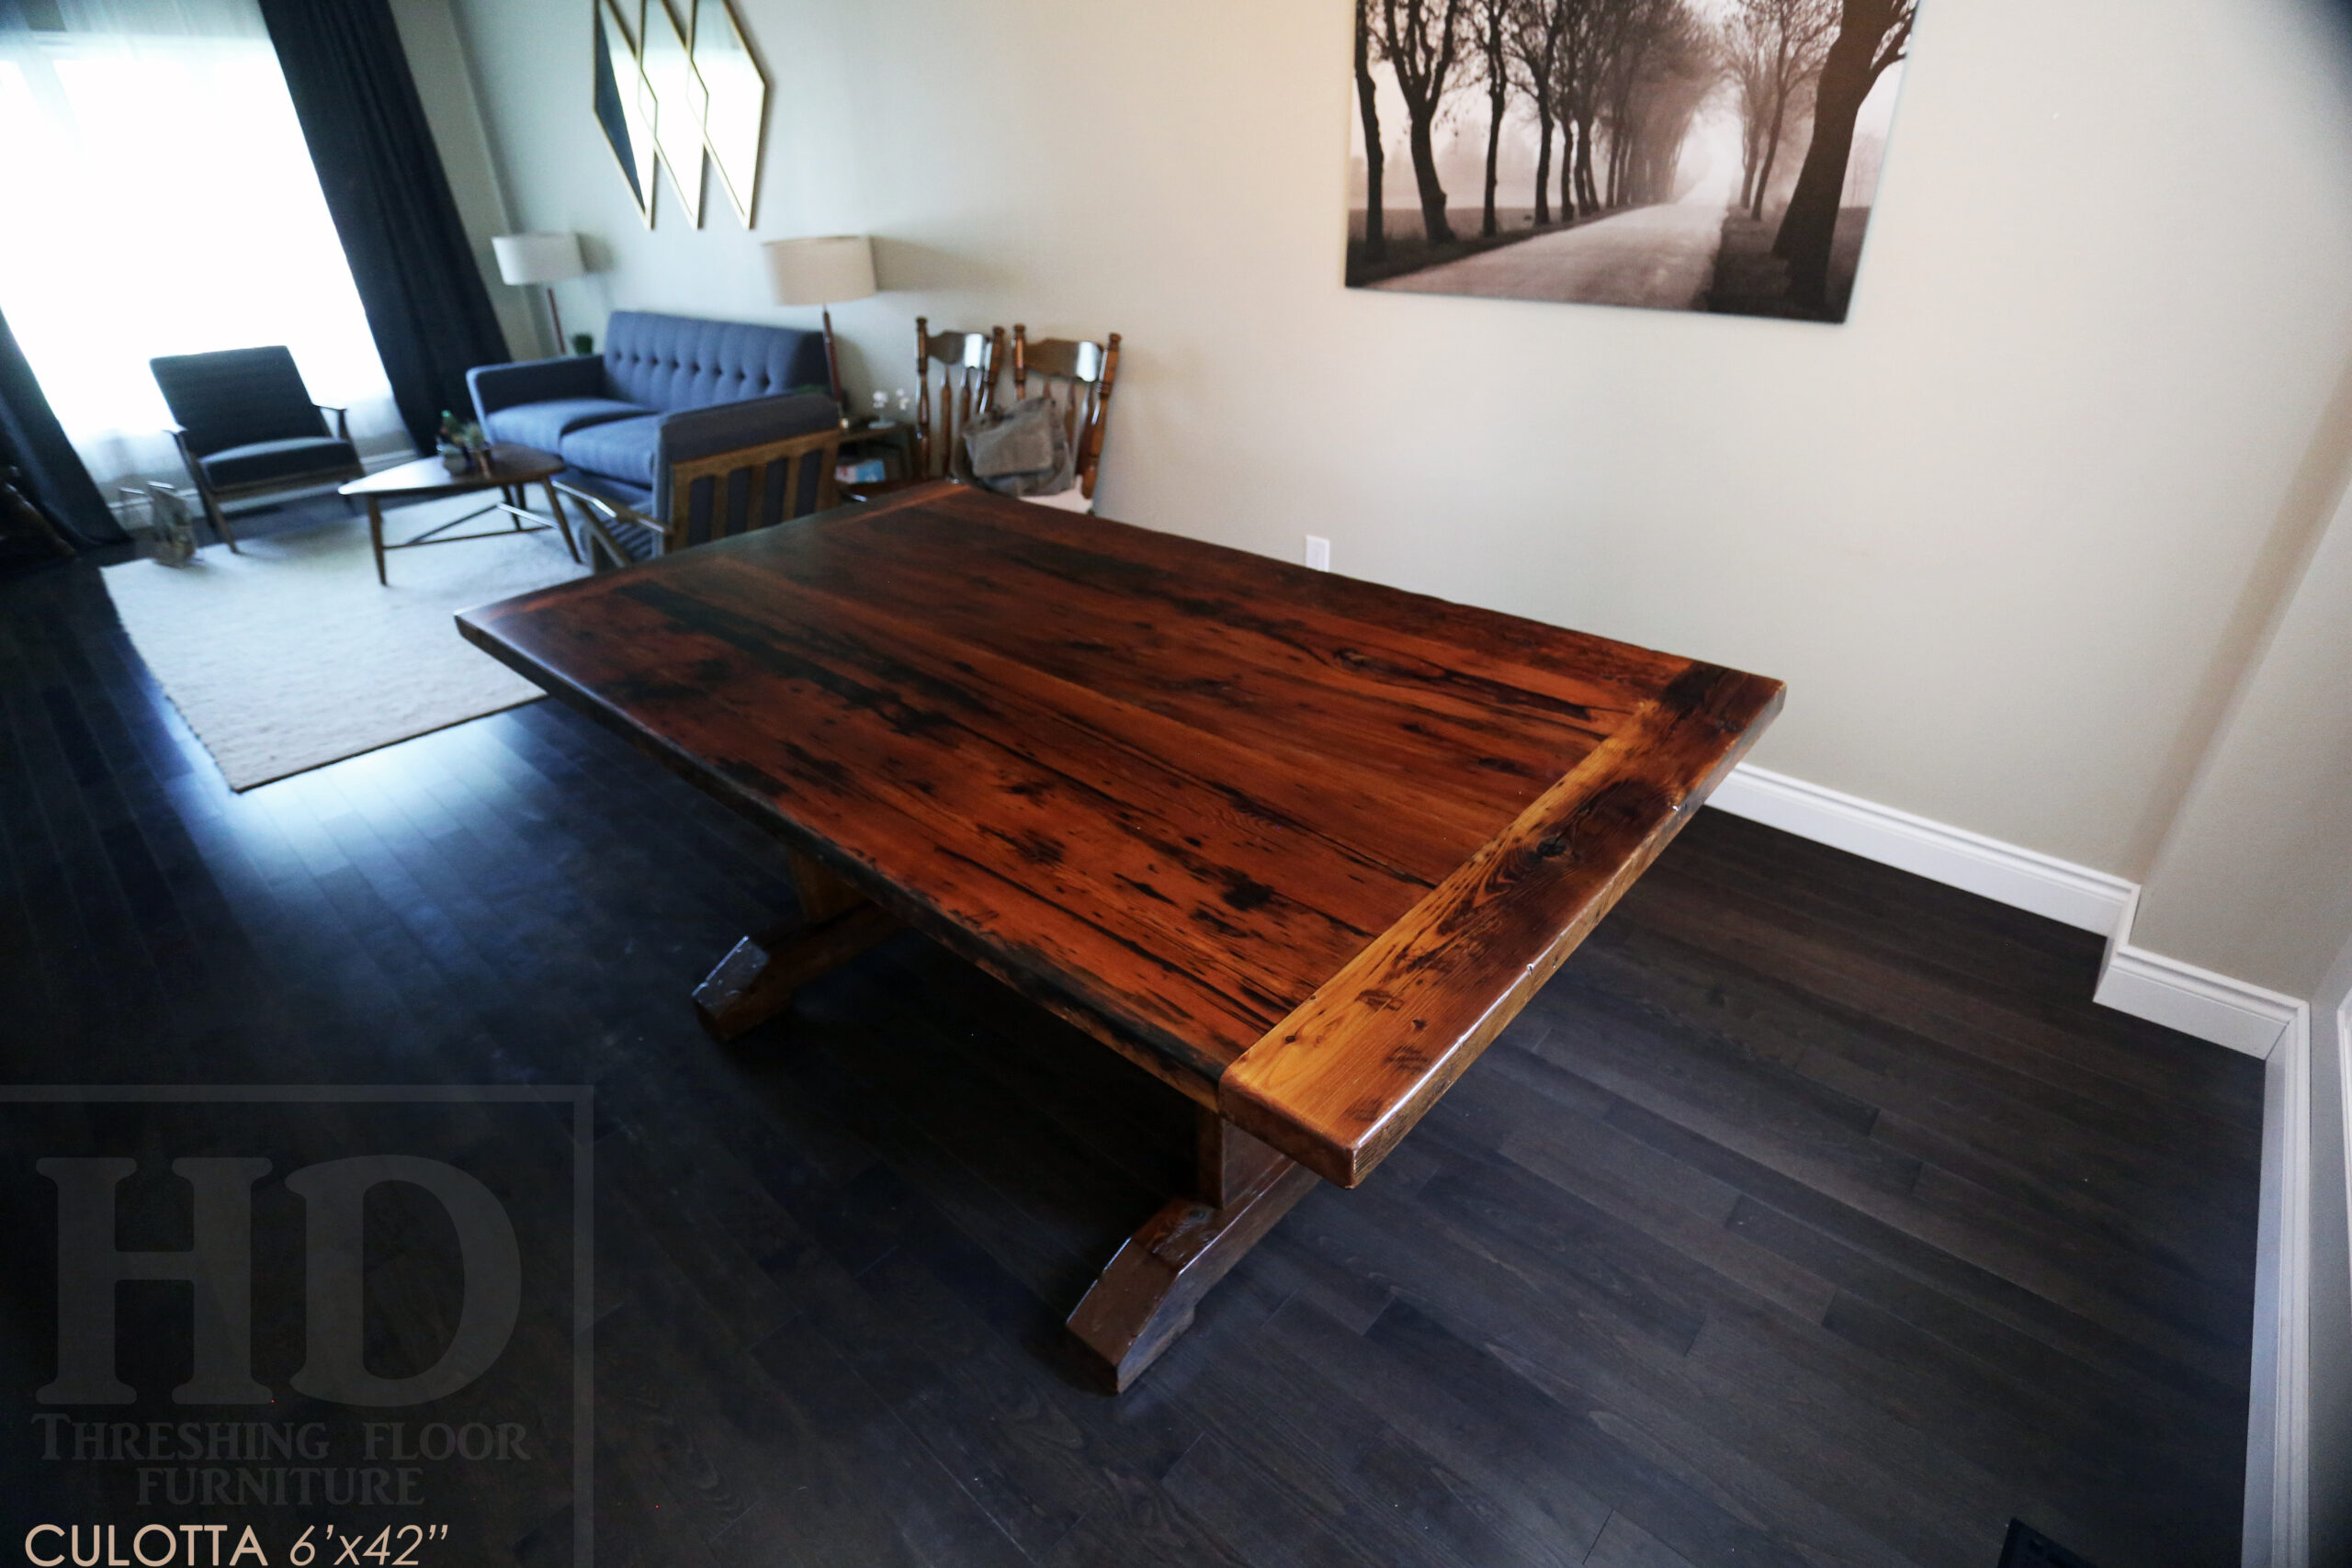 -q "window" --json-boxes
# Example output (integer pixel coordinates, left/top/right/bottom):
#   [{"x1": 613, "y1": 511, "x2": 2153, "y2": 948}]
[{"x1": 0, "y1": 0, "x2": 402, "y2": 496}]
